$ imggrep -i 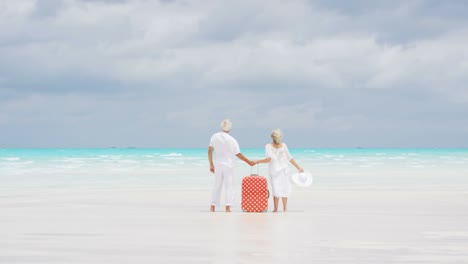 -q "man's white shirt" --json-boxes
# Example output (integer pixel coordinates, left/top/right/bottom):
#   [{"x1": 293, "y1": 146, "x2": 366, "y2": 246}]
[{"x1": 209, "y1": 131, "x2": 240, "y2": 168}]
